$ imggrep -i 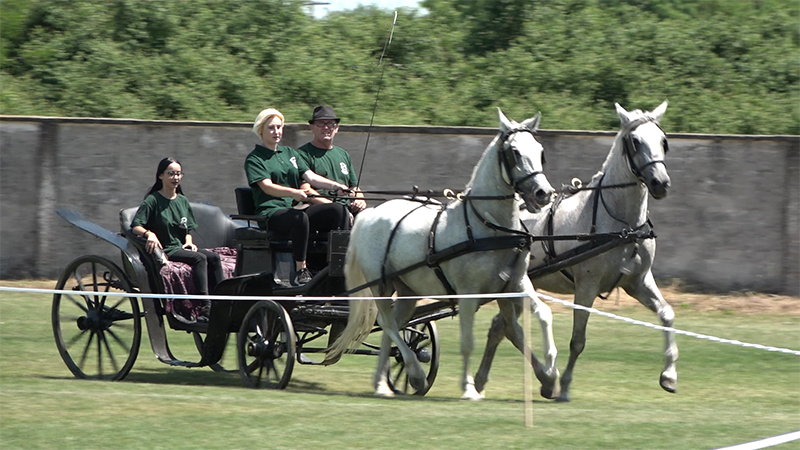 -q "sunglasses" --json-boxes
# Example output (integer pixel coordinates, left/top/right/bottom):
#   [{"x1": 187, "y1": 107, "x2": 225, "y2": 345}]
[{"x1": 166, "y1": 171, "x2": 184, "y2": 177}]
